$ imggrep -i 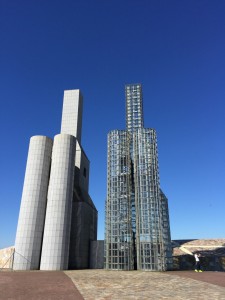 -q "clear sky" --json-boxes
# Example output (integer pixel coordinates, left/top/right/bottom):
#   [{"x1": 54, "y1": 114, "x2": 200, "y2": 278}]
[{"x1": 0, "y1": 0, "x2": 225, "y2": 249}]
